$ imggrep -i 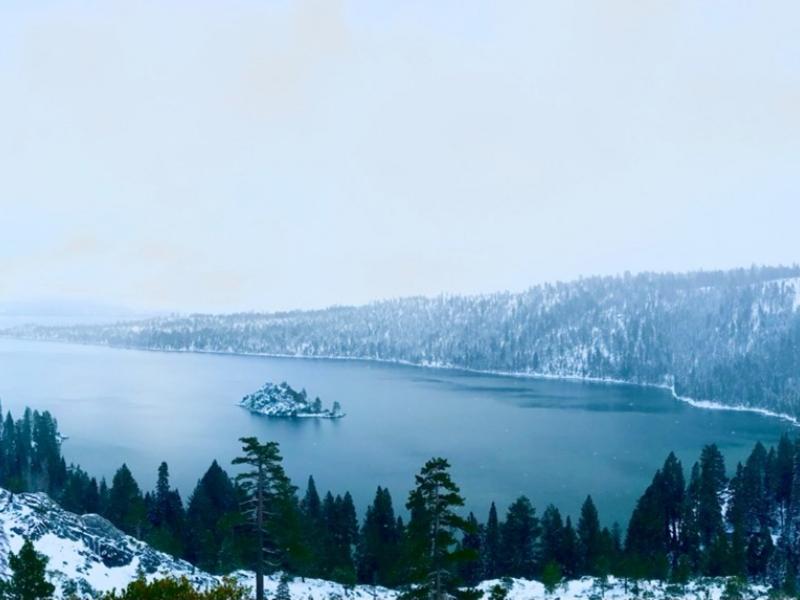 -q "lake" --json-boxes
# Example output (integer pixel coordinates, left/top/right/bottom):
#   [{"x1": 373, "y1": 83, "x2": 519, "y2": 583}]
[{"x1": 0, "y1": 338, "x2": 792, "y2": 526}]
